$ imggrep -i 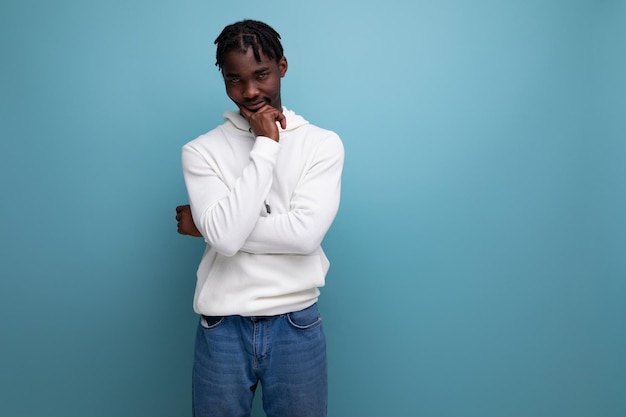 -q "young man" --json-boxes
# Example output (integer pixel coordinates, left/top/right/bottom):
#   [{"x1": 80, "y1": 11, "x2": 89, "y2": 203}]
[{"x1": 175, "y1": 20, "x2": 344, "y2": 417}]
